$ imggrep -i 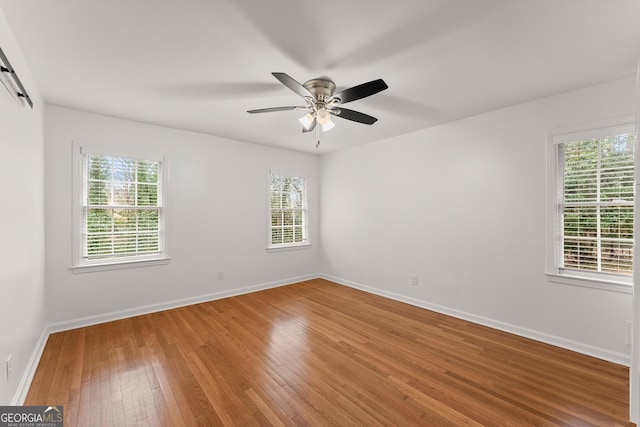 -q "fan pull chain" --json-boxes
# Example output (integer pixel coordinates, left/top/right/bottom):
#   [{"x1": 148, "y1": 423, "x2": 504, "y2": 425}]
[{"x1": 315, "y1": 122, "x2": 320, "y2": 148}]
